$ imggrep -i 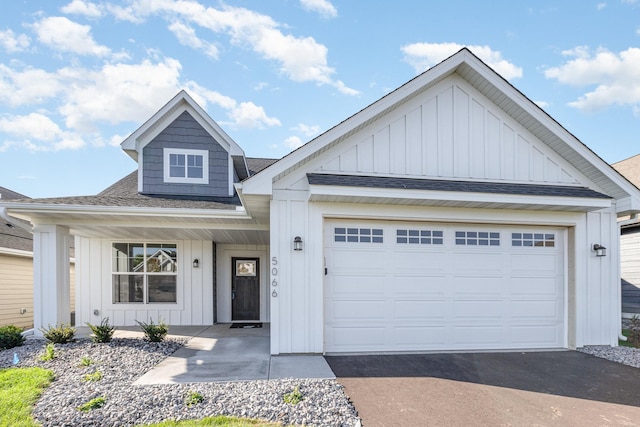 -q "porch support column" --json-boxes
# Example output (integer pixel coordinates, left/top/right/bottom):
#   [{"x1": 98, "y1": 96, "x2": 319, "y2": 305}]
[{"x1": 33, "y1": 224, "x2": 71, "y2": 336}]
